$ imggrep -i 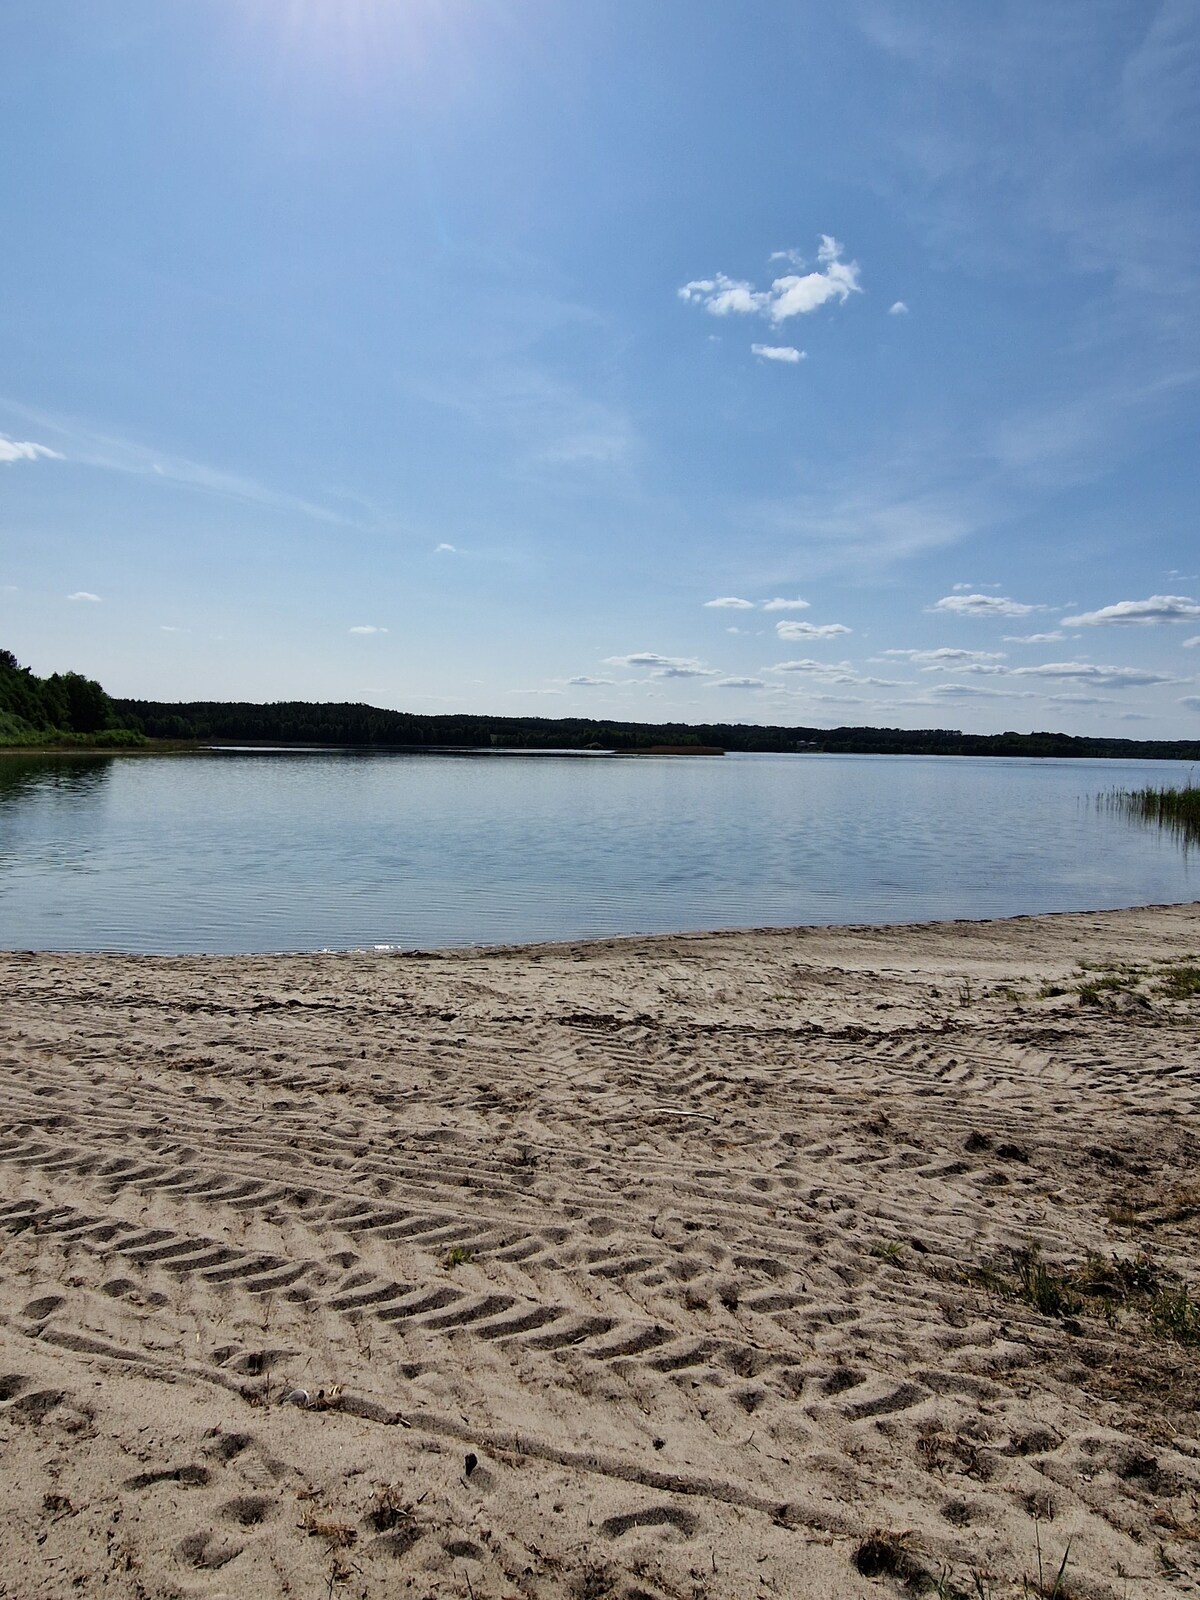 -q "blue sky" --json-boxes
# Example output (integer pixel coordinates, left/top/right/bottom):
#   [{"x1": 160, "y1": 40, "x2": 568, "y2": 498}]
[{"x1": 2, "y1": 1, "x2": 1198, "y2": 735}]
